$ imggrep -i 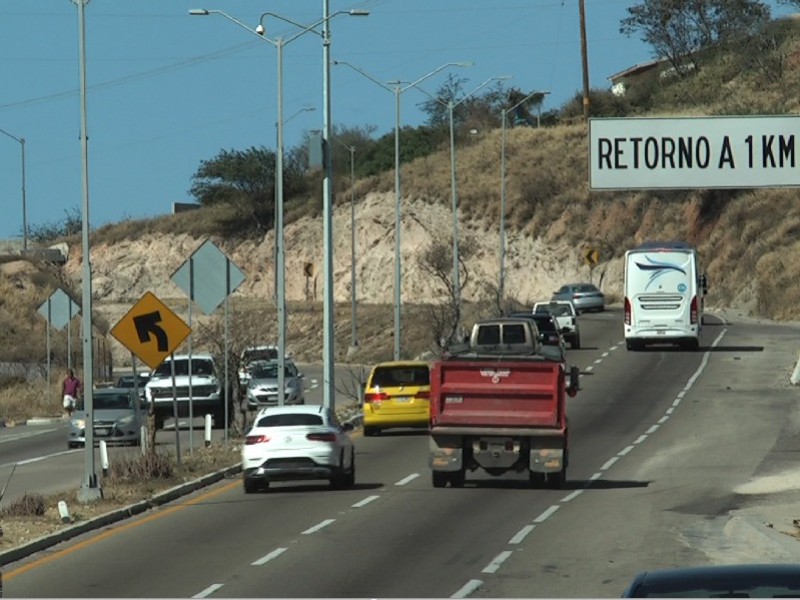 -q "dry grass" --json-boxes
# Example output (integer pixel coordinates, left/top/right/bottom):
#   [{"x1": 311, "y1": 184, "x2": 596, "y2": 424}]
[{"x1": 0, "y1": 444, "x2": 242, "y2": 550}]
